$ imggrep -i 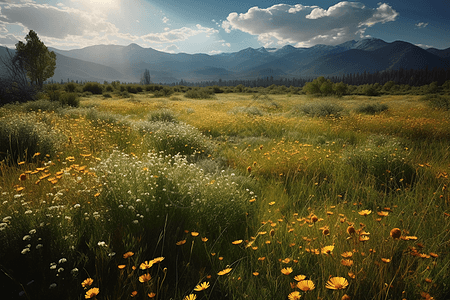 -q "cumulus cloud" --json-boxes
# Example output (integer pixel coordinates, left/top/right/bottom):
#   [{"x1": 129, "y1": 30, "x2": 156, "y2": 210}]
[
  {"x1": 142, "y1": 24, "x2": 218, "y2": 43},
  {"x1": 222, "y1": 2, "x2": 399, "y2": 47},
  {"x1": 415, "y1": 22, "x2": 428, "y2": 28},
  {"x1": 162, "y1": 16, "x2": 169, "y2": 23},
  {"x1": 0, "y1": 3, "x2": 118, "y2": 39}
]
